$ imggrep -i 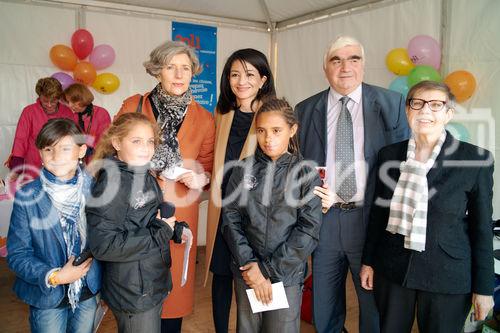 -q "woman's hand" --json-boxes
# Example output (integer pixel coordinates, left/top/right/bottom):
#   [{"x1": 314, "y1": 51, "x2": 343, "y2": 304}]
[
  {"x1": 56, "y1": 256, "x2": 92, "y2": 285},
  {"x1": 176, "y1": 171, "x2": 209, "y2": 190},
  {"x1": 472, "y1": 293, "x2": 494, "y2": 320},
  {"x1": 314, "y1": 183, "x2": 334, "y2": 213},
  {"x1": 360, "y1": 264, "x2": 374, "y2": 290}
]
